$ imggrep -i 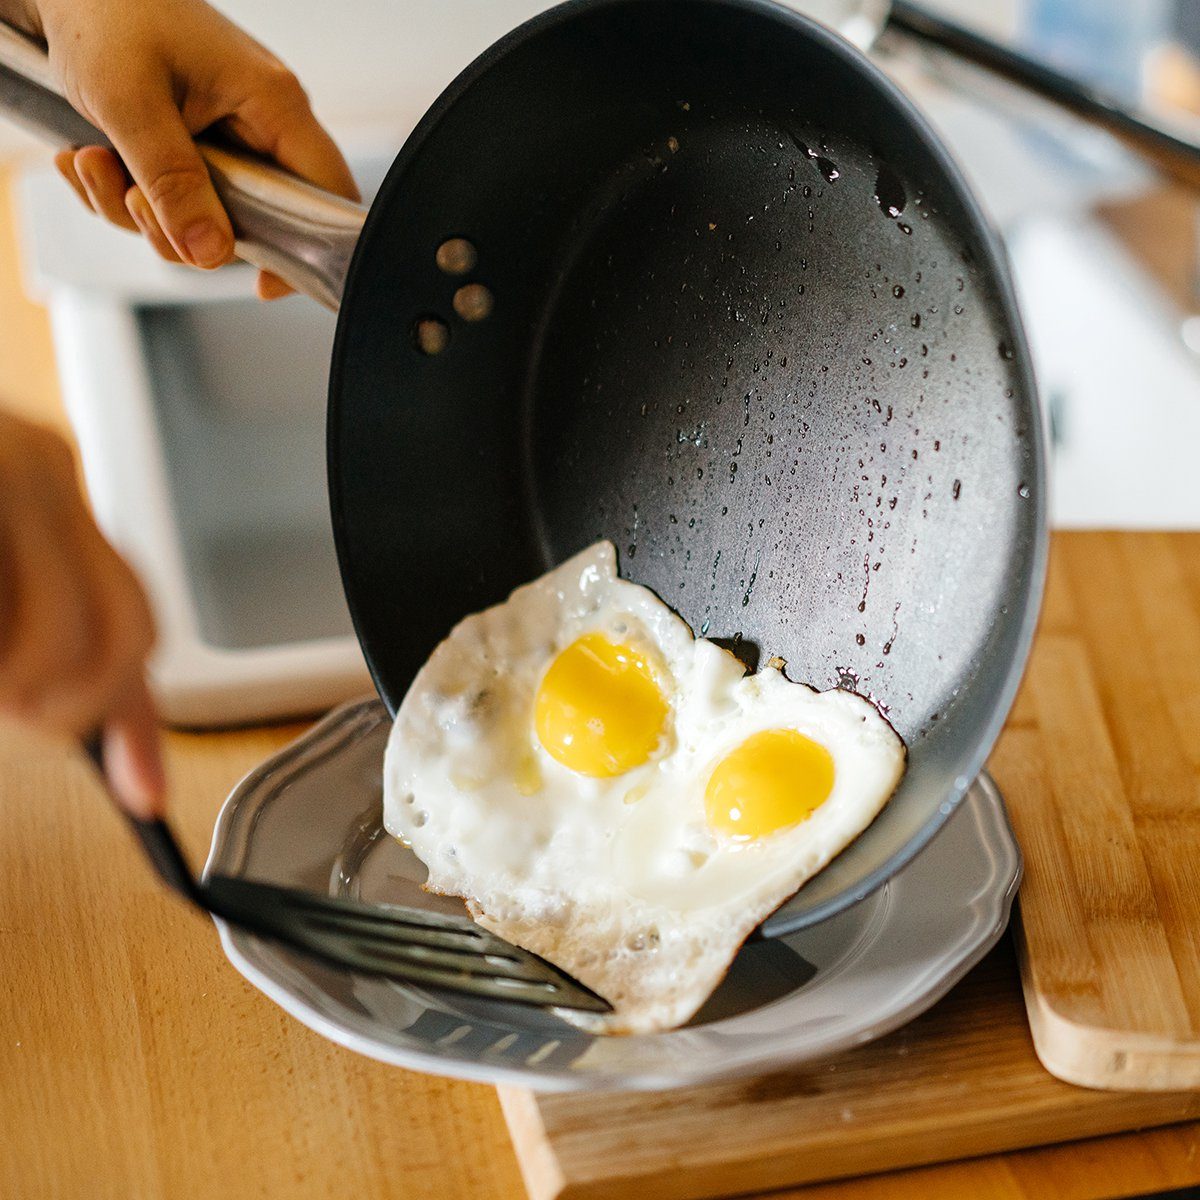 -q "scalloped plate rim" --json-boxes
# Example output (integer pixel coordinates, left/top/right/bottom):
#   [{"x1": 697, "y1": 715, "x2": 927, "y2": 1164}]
[{"x1": 204, "y1": 697, "x2": 1021, "y2": 1093}]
